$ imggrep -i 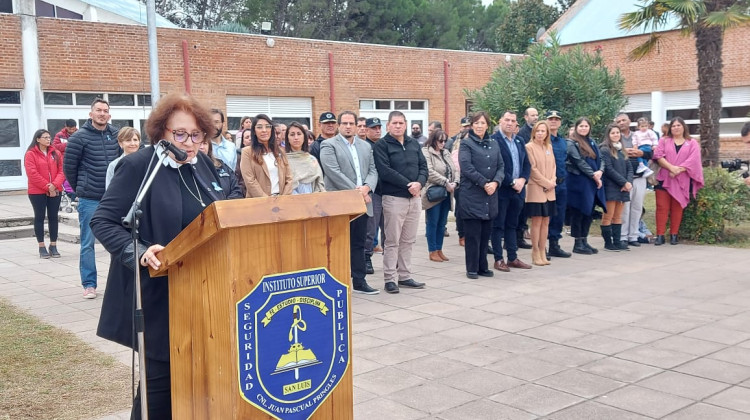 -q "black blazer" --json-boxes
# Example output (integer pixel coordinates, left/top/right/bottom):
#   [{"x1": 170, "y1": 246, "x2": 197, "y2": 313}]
[
  {"x1": 91, "y1": 148, "x2": 227, "y2": 361},
  {"x1": 492, "y1": 132, "x2": 531, "y2": 198}
]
